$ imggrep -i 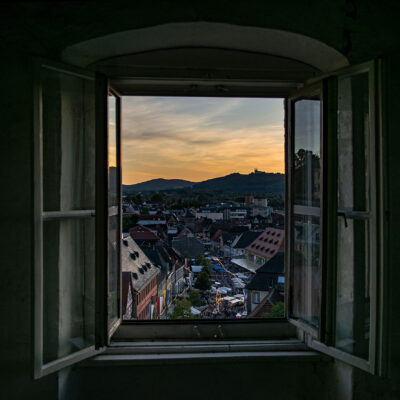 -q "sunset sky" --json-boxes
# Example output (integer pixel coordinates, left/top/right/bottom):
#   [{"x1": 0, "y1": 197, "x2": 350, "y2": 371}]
[{"x1": 121, "y1": 96, "x2": 284, "y2": 185}]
